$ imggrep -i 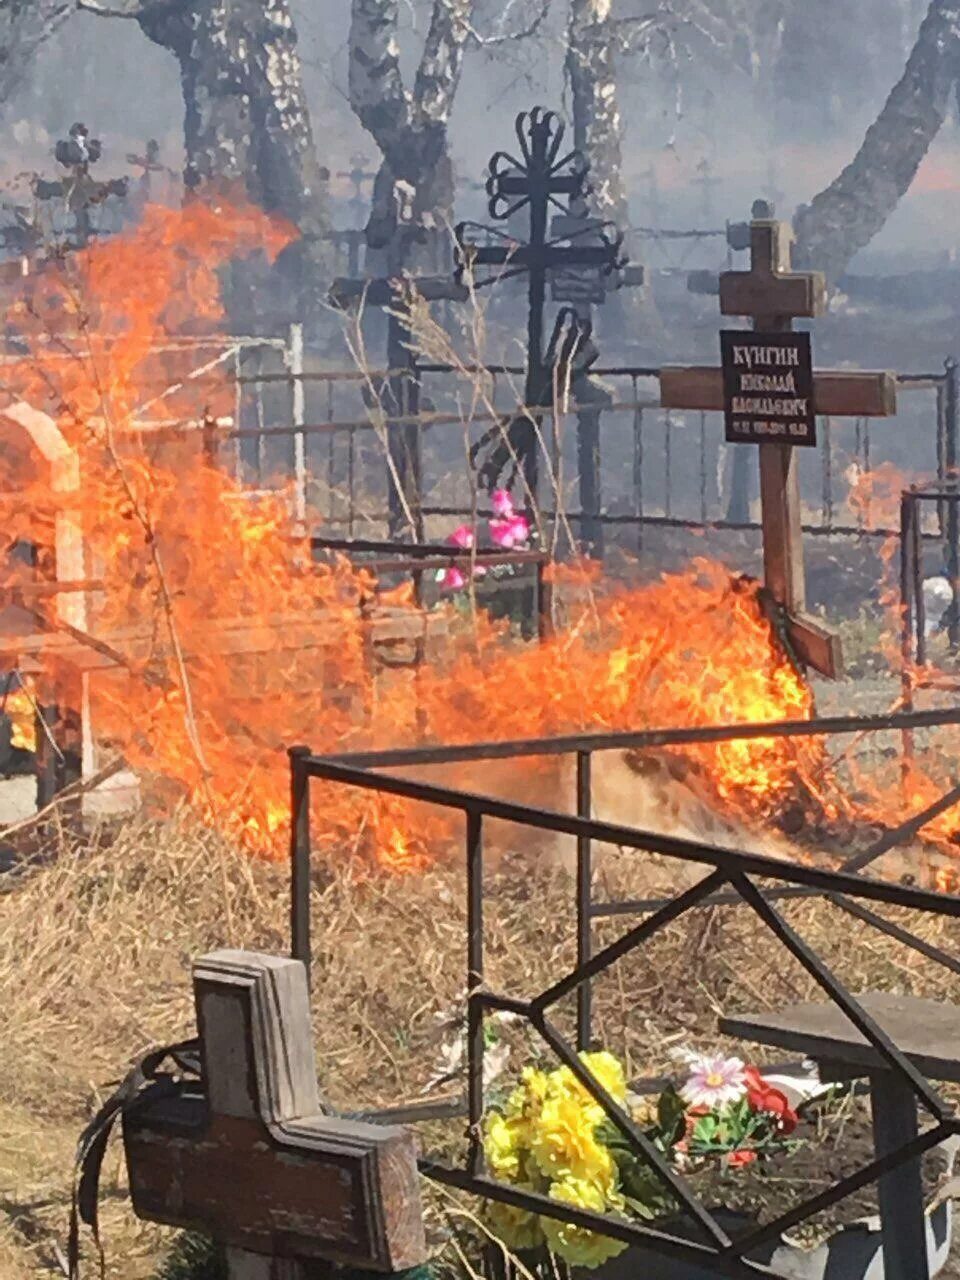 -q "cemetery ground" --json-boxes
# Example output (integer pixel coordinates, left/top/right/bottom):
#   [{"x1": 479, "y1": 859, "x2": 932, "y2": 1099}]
[{"x1": 4, "y1": 730, "x2": 960, "y2": 1280}]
